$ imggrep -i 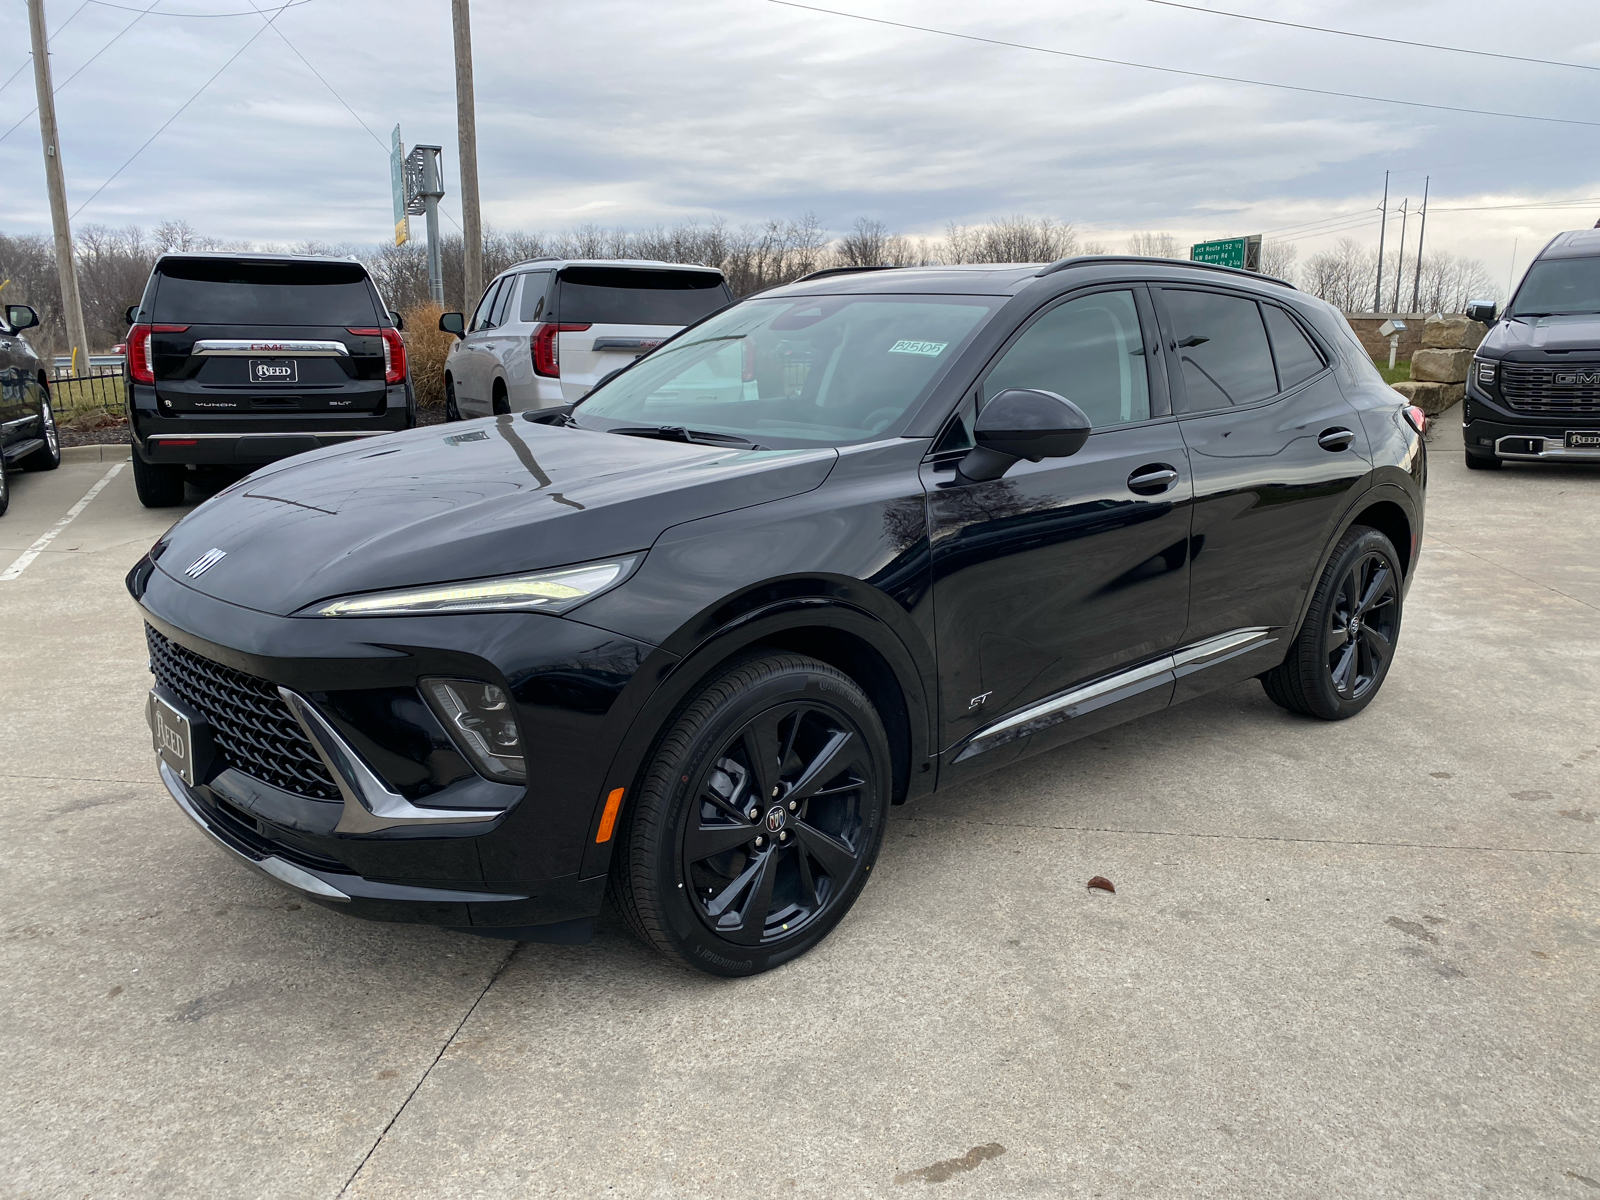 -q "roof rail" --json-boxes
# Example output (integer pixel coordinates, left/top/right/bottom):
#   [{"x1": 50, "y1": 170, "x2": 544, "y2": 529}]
[
  {"x1": 1036, "y1": 255, "x2": 1298, "y2": 291},
  {"x1": 794, "y1": 265, "x2": 901, "y2": 283}
]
